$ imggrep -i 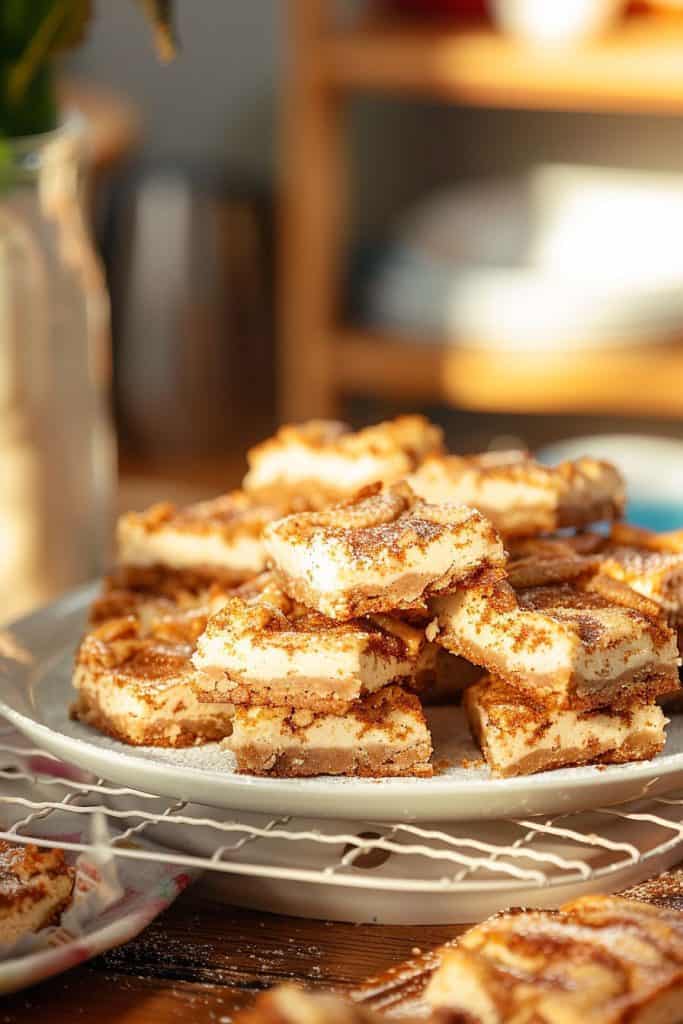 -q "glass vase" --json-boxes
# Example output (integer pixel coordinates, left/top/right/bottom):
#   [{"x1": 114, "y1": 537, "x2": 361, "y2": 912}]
[{"x1": 0, "y1": 119, "x2": 116, "y2": 622}]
